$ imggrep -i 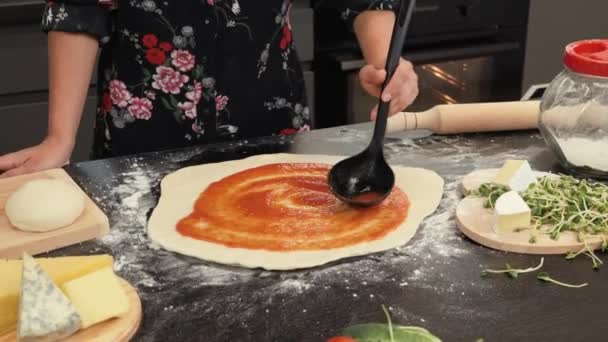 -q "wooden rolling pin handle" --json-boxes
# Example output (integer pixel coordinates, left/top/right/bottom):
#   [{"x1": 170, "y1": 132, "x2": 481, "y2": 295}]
[{"x1": 386, "y1": 101, "x2": 541, "y2": 134}]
